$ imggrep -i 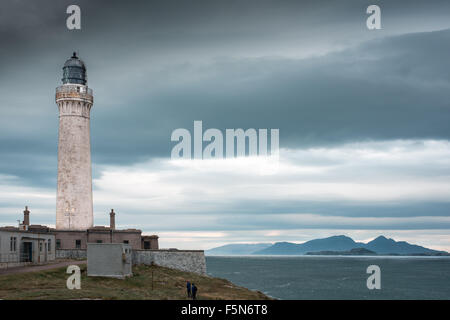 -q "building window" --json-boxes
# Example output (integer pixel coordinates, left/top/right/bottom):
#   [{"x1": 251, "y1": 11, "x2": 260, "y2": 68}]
[
  {"x1": 48, "y1": 239, "x2": 52, "y2": 252},
  {"x1": 96, "y1": 240, "x2": 103, "y2": 243},
  {"x1": 10, "y1": 237, "x2": 17, "y2": 252},
  {"x1": 144, "y1": 241, "x2": 150, "y2": 249},
  {"x1": 39, "y1": 242, "x2": 42, "y2": 252},
  {"x1": 123, "y1": 240, "x2": 129, "y2": 244},
  {"x1": 75, "y1": 240, "x2": 81, "y2": 249},
  {"x1": 56, "y1": 239, "x2": 61, "y2": 249}
]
